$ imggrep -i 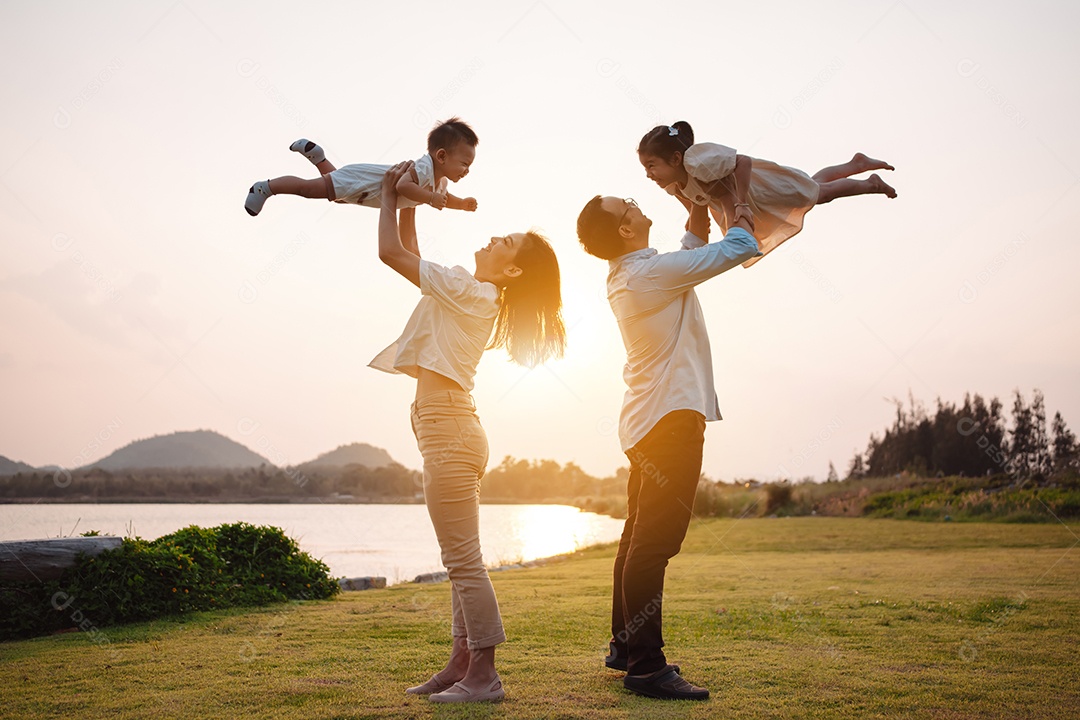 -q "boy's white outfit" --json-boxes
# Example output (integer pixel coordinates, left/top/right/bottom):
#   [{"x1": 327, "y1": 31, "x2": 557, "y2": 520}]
[{"x1": 329, "y1": 153, "x2": 435, "y2": 208}]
